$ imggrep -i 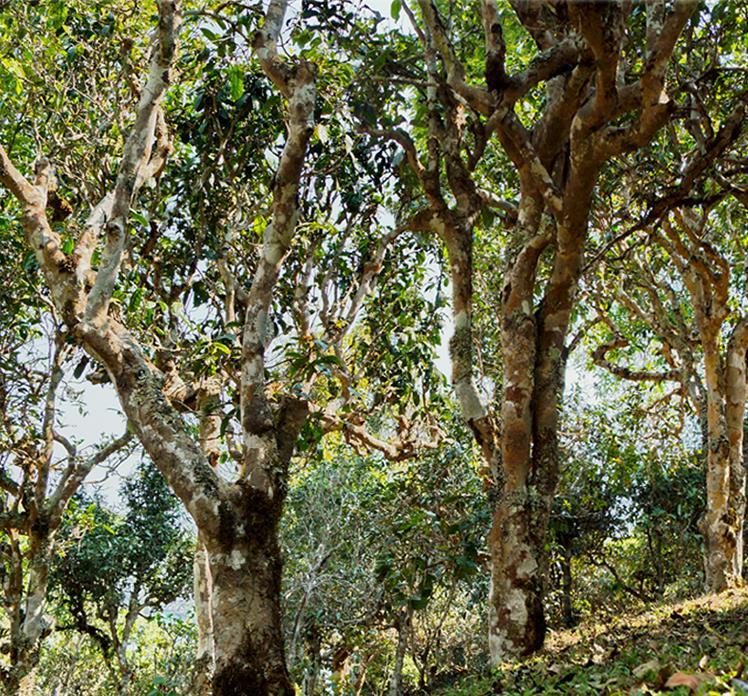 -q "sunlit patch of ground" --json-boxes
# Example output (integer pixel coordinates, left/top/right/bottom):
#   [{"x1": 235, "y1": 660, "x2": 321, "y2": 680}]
[{"x1": 436, "y1": 588, "x2": 748, "y2": 695}]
